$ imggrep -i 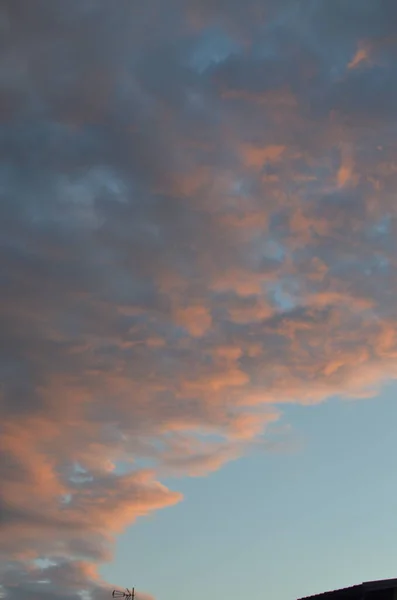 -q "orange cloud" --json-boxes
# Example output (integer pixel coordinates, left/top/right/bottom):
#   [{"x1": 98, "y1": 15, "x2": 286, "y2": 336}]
[
  {"x1": 174, "y1": 305, "x2": 212, "y2": 337},
  {"x1": 337, "y1": 145, "x2": 357, "y2": 188},
  {"x1": 3, "y1": 2, "x2": 397, "y2": 599},
  {"x1": 211, "y1": 268, "x2": 273, "y2": 296},
  {"x1": 239, "y1": 143, "x2": 285, "y2": 169},
  {"x1": 347, "y1": 43, "x2": 371, "y2": 70},
  {"x1": 212, "y1": 345, "x2": 242, "y2": 361}
]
